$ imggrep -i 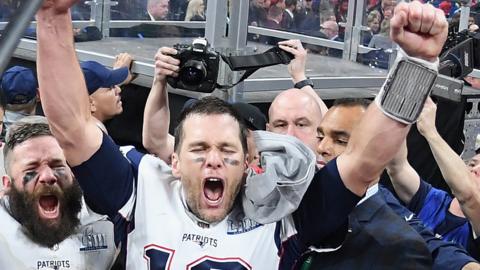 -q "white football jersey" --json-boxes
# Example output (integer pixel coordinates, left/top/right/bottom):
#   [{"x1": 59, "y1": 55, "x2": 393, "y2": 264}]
[
  {"x1": 120, "y1": 152, "x2": 297, "y2": 270},
  {"x1": 0, "y1": 198, "x2": 118, "y2": 270}
]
